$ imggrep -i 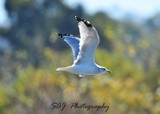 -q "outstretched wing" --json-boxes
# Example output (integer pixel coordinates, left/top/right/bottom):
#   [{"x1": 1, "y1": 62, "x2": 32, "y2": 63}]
[
  {"x1": 74, "y1": 16, "x2": 100, "y2": 65},
  {"x1": 58, "y1": 33, "x2": 80, "y2": 60}
]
